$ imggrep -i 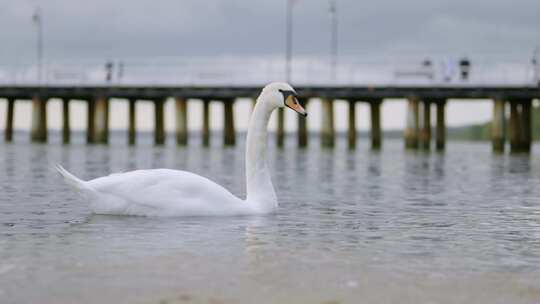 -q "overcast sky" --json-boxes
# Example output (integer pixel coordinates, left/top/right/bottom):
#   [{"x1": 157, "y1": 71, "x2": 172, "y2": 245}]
[{"x1": 1, "y1": 0, "x2": 539, "y2": 62}]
